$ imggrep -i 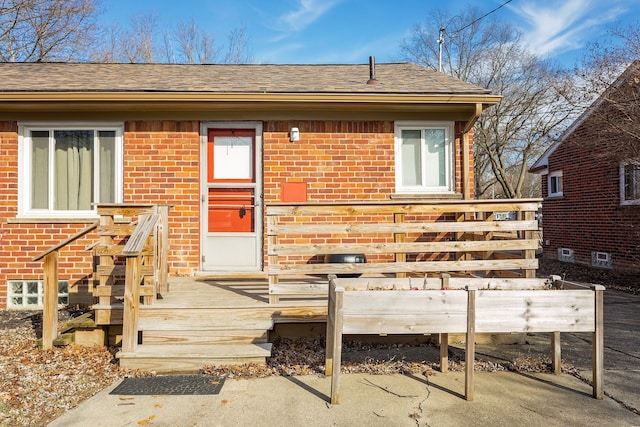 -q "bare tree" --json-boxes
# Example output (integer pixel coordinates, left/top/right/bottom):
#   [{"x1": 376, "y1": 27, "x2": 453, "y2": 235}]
[
  {"x1": 172, "y1": 19, "x2": 216, "y2": 64},
  {"x1": 123, "y1": 11, "x2": 157, "y2": 63},
  {"x1": 0, "y1": 0, "x2": 99, "y2": 62},
  {"x1": 401, "y1": 8, "x2": 572, "y2": 198},
  {"x1": 95, "y1": 13, "x2": 252, "y2": 65},
  {"x1": 563, "y1": 23, "x2": 640, "y2": 161},
  {"x1": 224, "y1": 24, "x2": 252, "y2": 64}
]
